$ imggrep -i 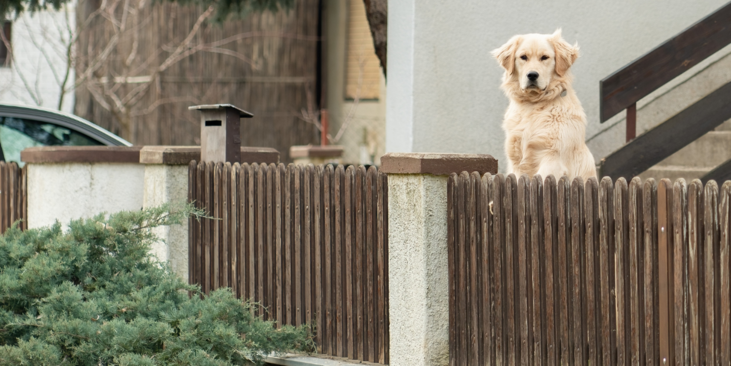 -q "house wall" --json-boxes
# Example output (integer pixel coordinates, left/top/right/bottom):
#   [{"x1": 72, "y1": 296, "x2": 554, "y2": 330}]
[
  {"x1": 0, "y1": 5, "x2": 75, "y2": 113},
  {"x1": 324, "y1": 0, "x2": 386, "y2": 165},
  {"x1": 387, "y1": 0, "x2": 731, "y2": 171}
]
